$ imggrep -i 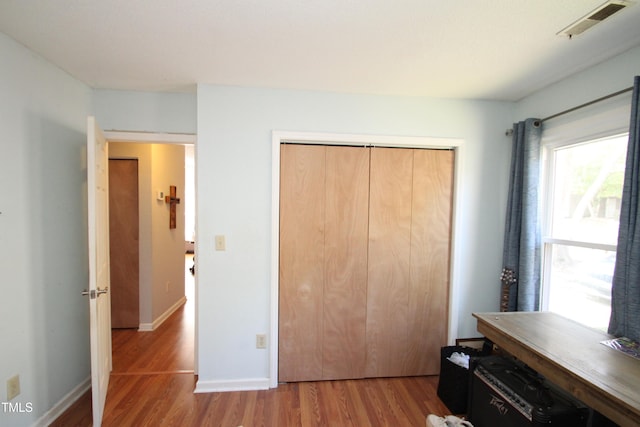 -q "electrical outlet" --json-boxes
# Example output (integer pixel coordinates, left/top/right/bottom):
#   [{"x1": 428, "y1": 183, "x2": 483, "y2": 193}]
[
  {"x1": 7, "y1": 375, "x2": 20, "y2": 400},
  {"x1": 256, "y1": 334, "x2": 267, "y2": 349},
  {"x1": 215, "y1": 235, "x2": 226, "y2": 251}
]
